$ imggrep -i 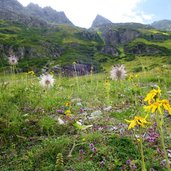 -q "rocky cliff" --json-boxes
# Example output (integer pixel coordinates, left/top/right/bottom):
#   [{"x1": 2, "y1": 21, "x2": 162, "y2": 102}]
[{"x1": 0, "y1": 0, "x2": 73, "y2": 26}]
